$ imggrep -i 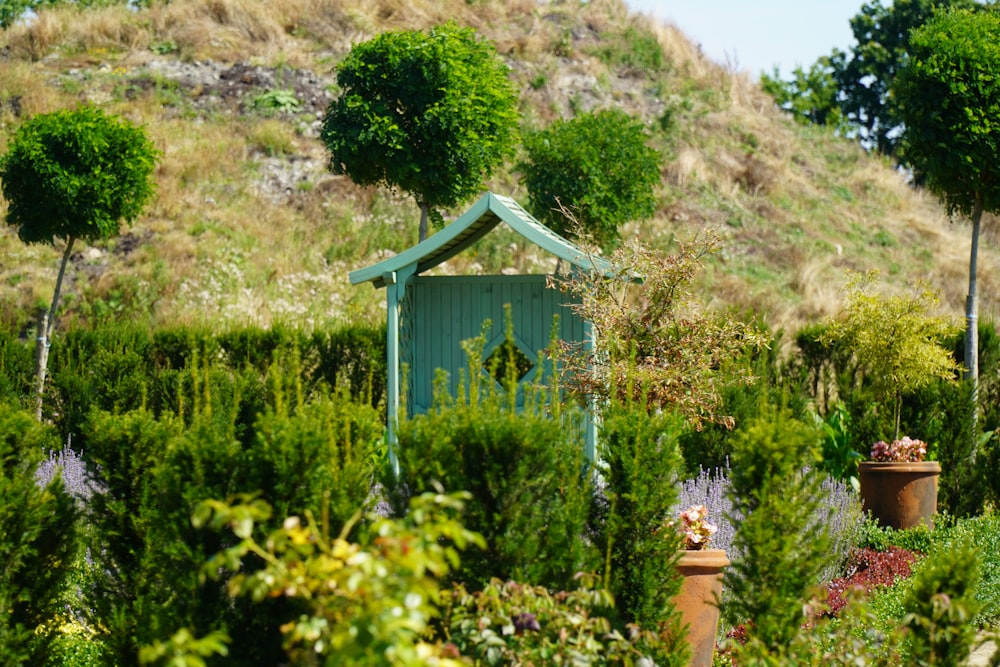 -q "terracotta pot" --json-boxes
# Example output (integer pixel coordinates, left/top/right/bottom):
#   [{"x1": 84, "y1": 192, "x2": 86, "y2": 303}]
[
  {"x1": 674, "y1": 548, "x2": 729, "y2": 667},
  {"x1": 859, "y1": 461, "x2": 941, "y2": 529}
]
